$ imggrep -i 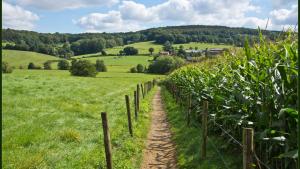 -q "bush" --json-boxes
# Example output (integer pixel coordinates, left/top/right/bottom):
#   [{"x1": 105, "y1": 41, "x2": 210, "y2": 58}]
[
  {"x1": 148, "y1": 56, "x2": 185, "y2": 74},
  {"x1": 95, "y1": 59, "x2": 107, "y2": 72},
  {"x1": 70, "y1": 60, "x2": 97, "y2": 77},
  {"x1": 101, "y1": 50, "x2": 107, "y2": 56},
  {"x1": 57, "y1": 60, "x2": 70, "y2": 70},
  {"x1": 123, "y1": 46, "x2": 138, "y2": 55},
  {"x1": 130, "y1": 67, "x2": 137, "y2": 73},
  {"x1": 2, "y1": 61, "x2": 13, "y2": 73},
  {"x1": 43, "y1": 61, "x2": 52, "y2": 70},
  {"x1": 28, "y1": 62, "x2": 38, "y2": 69},
  {"x1": 136, "y1": 64, "x2": 144, "y2": 73}
]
